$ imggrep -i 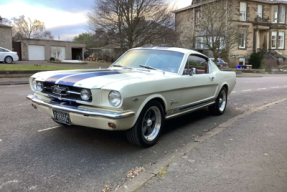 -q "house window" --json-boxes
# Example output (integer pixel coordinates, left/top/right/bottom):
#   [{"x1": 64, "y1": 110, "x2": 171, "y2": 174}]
[
  {"x1": 279, "y1": 5, "x2": 286, "y2": 23},
  {"x1": 195, "y1": 10, "x2": 200, "y2": 25},
  {"x1": 271, "y1": 31, "x2": 277, "y2": 49},
  {"x1": 258, "y1": 5, "x2": 263, "y2": 21},
  {"x1": 278, "y1": 32, "x2": 284, "y2": 49},
  {"x1": 240, "y1": 2, "x2": 247, "y2": 21},
  {"x1": 272, "y1": 5, "x2": 278, "y2": 23},
  {"x1": 239, "y1": 31, "x2": 246, "y2": 49}
]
